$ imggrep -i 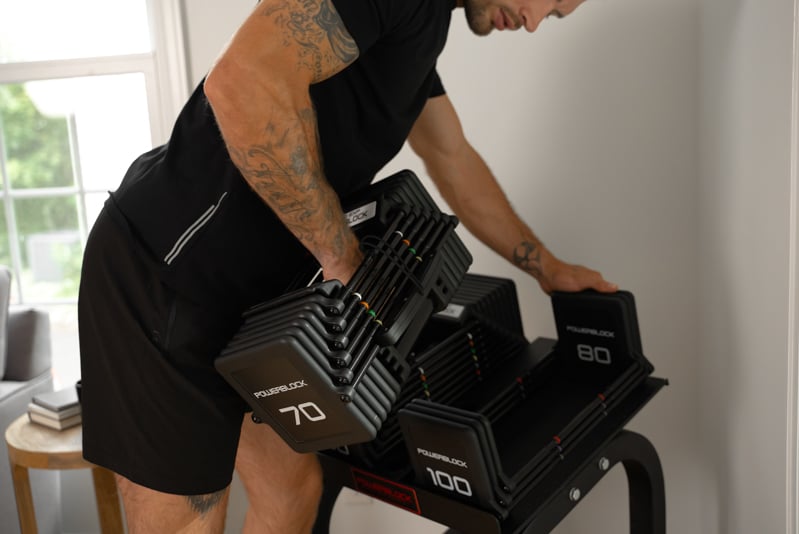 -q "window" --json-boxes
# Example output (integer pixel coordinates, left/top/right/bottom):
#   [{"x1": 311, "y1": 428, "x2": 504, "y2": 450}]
[{"x1": 0, "y1": 0, "x2": 189, "y2": 387}]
